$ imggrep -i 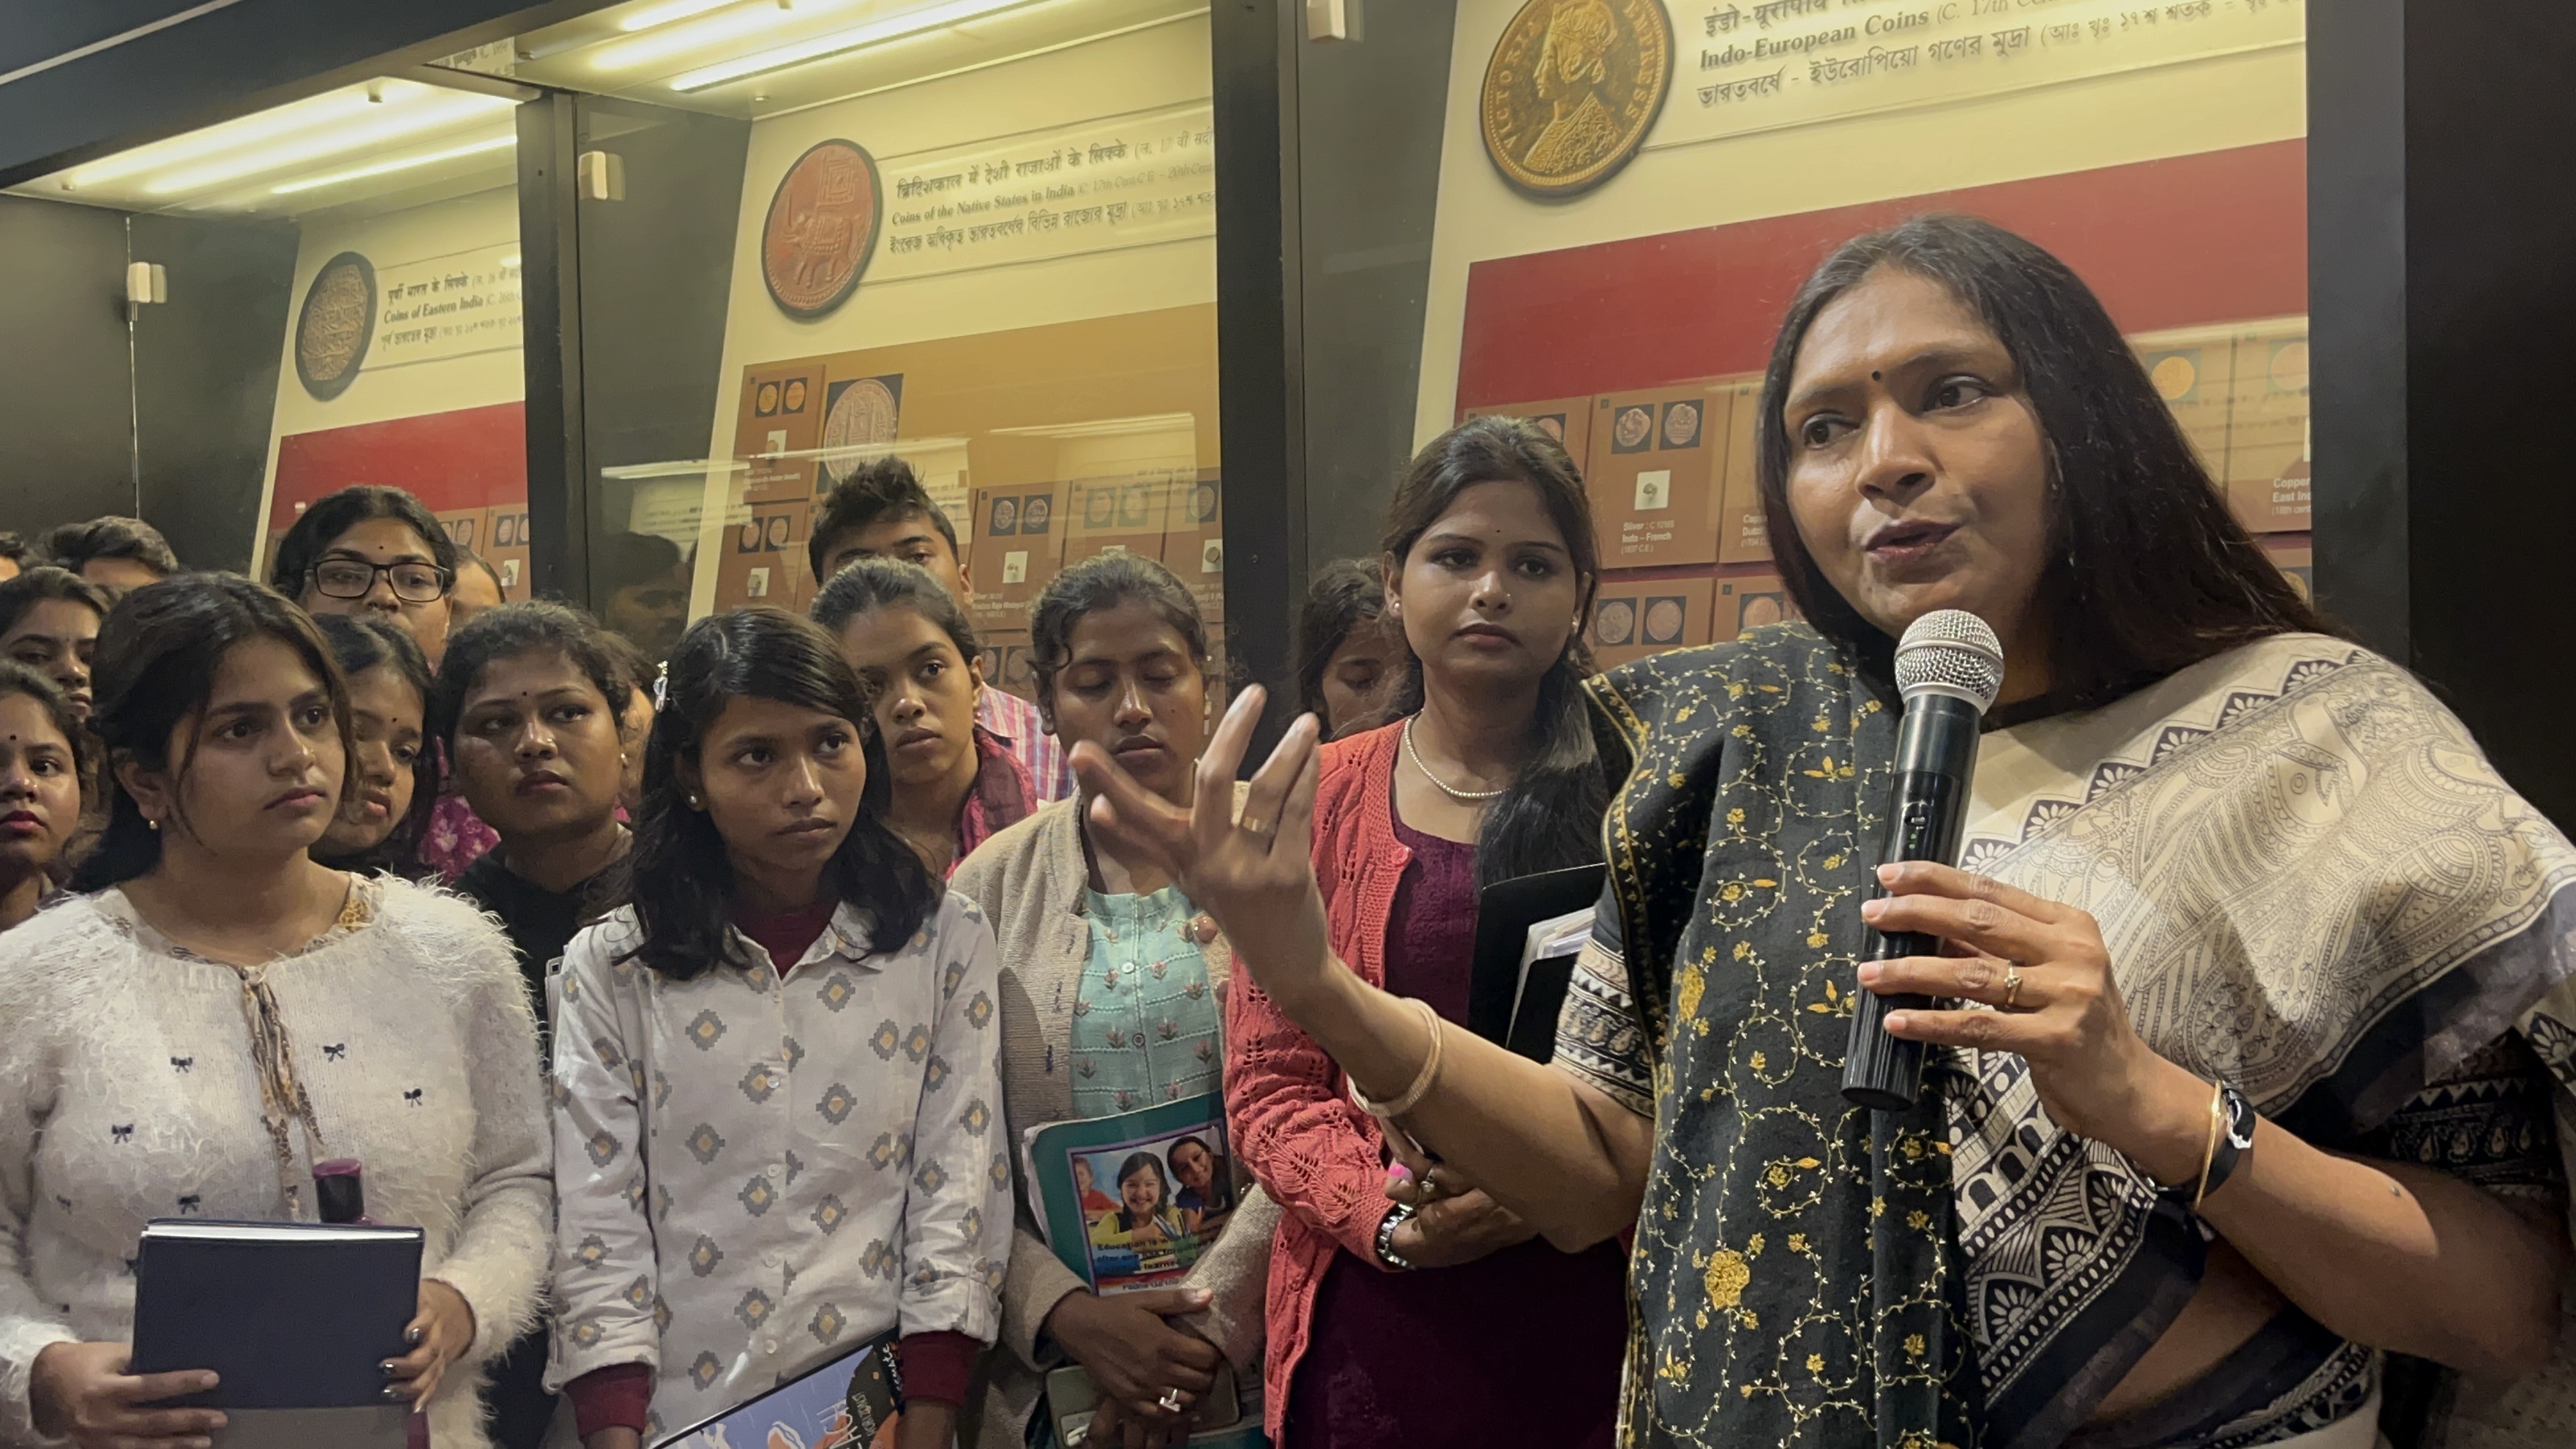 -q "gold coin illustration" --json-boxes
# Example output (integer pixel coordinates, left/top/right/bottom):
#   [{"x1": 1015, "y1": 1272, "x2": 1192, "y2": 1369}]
[
  {"x1": 1480, "y1": 0, "x2": 1673, "y2": 198},
  {"x1": 2149, "y1": 353, "x2": 2197, "y2": 402}
]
